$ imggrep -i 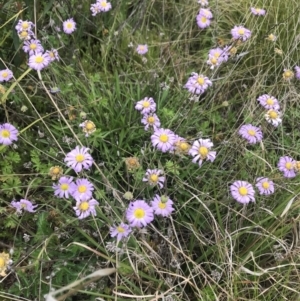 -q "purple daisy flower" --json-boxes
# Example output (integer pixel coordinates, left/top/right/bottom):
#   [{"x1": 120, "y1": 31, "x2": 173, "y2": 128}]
[
  {"x1": 143, "y1": 169, "x2": 165, "y2": 188},
  {"x1": 28, "y1": 52, "x2": 51, "y2": 71},
  {"x1": 53, "y1": 176, "x2": 74, "y2": 198},
  {"x1": 0, "y1": 69, "x2": 13, "y2": 82},
  {"x1": 295, "y1": 66, "x2": 300, "y2": 80},
  {"x1": 151, "y1": 128, "x2": 176, "y2": 153},
  {"x1": 141, "y1": 113, "x2": 161, "y2": 131},
  {"x1": 15, "y1": 20, "x2": 34, "y2": 33},
  {"x1": 206, "y1": 47, "x2": 229, "y2": 69},
  {"x1": 196, "y1": 14, "x2": 211, "y2": 29},
  {"x1": 136, "y1": 44, "x2": 148, "y2": 55},
  {"x1": 251, "y1": 7, "x2": 266, "y2": 16},
  {"x1": 126, "y1": 200, "x2": 154, "y2": 228},
  {"x1": 97, "y1": 0, "x2": 112, "y2": 12},
  {"x1": 265, "y1": 109, "x2": 282, "y2": 127},
  {"x1": 90, "y1": 2, "x2": 102, "y2": 16},
  {"x1": 64, "y1": 146, "x2": 94, "y2": 173},
  {"x1": 151, "y1": 195, "x2": 174, "y2": 217},
  {"x1": 73, "y1": 198, "x2": 99, "y2": 219},
  {"x1": 231, "y1": 26, "x2": 252, "y2": 41},
  {"x1": 18, "y1": 29, "x2": 35, "y2": 40},
  {"x1": 70, "y1": 178, "x2": 94, "y2": 201},
  {"x1": 110, "y1": 223, "x2": 132, "y2": 241},
  {"x1": 45, "y1": 49, "x2": 59, "y2": 62},
  {"x1": 255, "y1": 177, "x2": 275, "y2": 195},
  {"x1": 209, "y1": 47, "x2": 229, "y2": 62},
  {"x1": 22, "y1": 39, "x2": 44, "y2": 55},
  {"x1": 238, "y1": 124, "x2": 263, "y2": 144},
  {"x1": 135, "y1": 97, "x2": 156, "y2": 114},
  {"x1": 189, "y1": 138, "x2": 216, "y2": 167},
  {"x1": 0, "y1": 123, "x2": 18, "y2": 145},
  {"x1": 230, "y1": 181, "x2": 255, "y2": 204},
  {"x1": 257, "y1": 94, "x2": 280, "y2": 110},
  {"x1": 198, "y1": 8, "x2": 213, "y2": 19},
  {"x1": 198, "y1": 0, "x2": 209, "y2": 6},
  {"x1": 278, "y1": 156, "x2": 296, "y2": 178},
  {"x1": 184, "y1": 72, "x2": 212, "y2": 95},
  {"x1": 63, "y1": 18, "x2": 76, "y2": 34},
  {"x1": 11, "y1": 199, "x2": 38, "y2": 213}
]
